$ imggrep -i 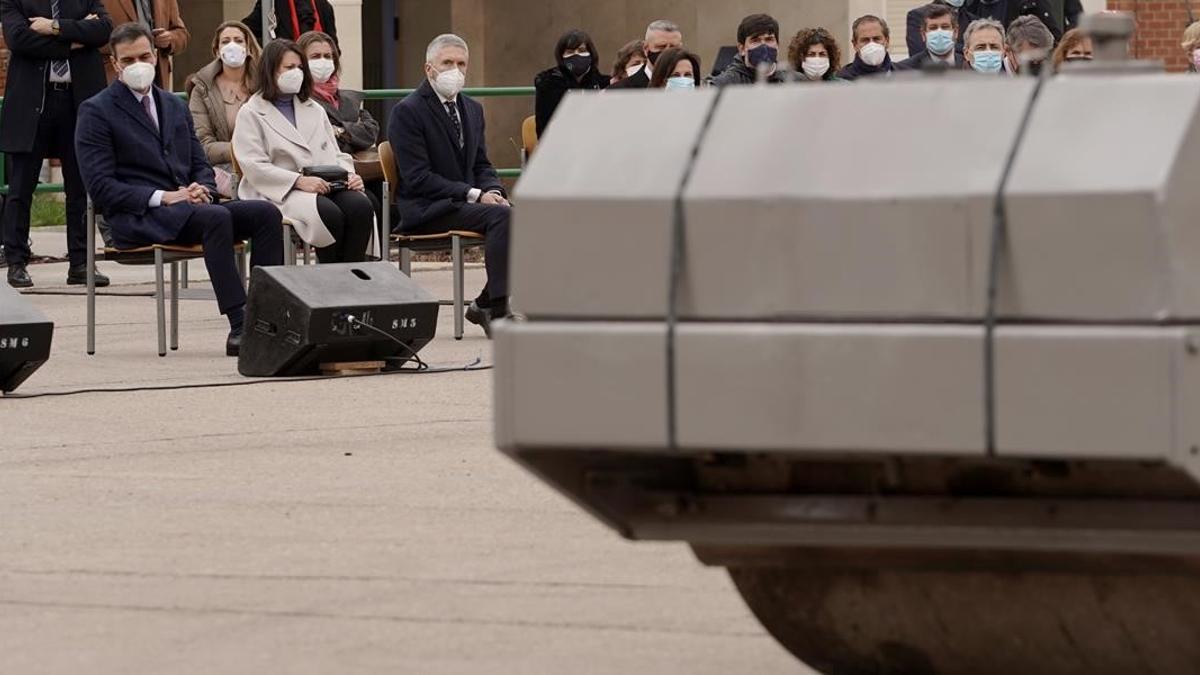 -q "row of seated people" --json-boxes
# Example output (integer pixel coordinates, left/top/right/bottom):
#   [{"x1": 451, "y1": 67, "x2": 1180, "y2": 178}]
[
  {"x1": 533, "y1": 12, "x2": 1098, "y2": 137},
  {"x1": 76, "y1": 24, "x2": 510, "y2": 356}
]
